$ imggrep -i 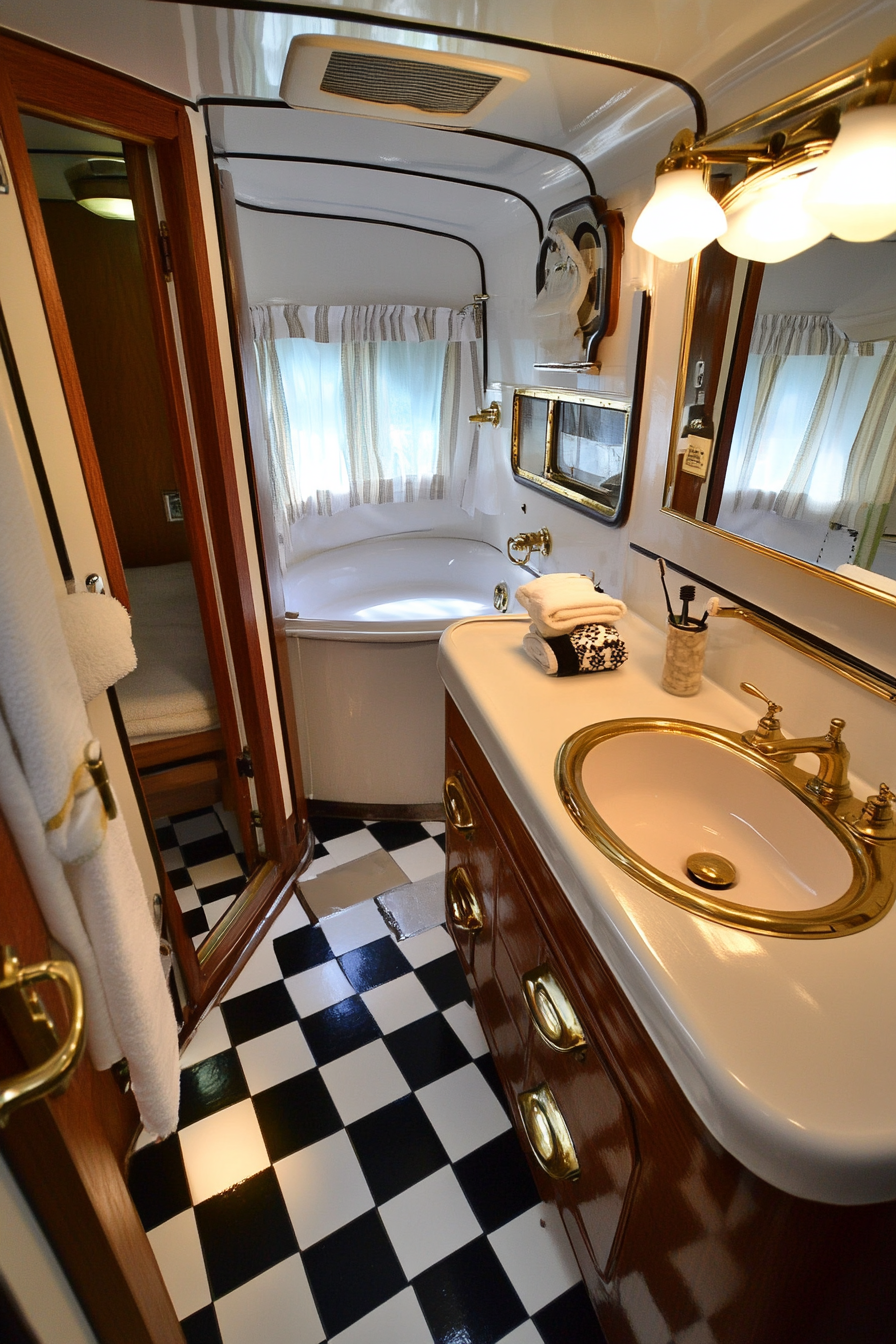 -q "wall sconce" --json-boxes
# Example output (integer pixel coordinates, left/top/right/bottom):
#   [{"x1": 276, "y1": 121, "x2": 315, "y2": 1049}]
[
  {"x1": 633, "y1": 36, "x2": 896, "y2": 264},
  {"x1": 64, "y1": 157, "x2": 134, "y2": 222}
]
